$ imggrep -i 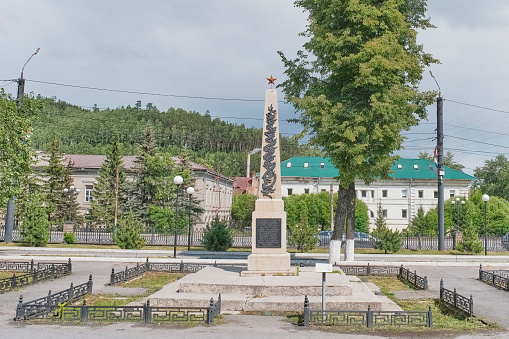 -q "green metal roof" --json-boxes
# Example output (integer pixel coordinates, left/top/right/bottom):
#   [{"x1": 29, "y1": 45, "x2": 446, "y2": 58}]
[{"x1": 280, "y1": 156, "x2": 476, "y2": 180}]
